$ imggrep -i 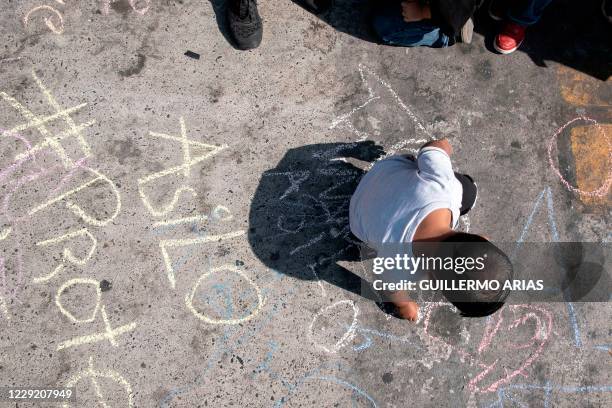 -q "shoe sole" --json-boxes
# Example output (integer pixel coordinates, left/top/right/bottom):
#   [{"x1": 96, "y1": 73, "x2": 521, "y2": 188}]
[
  {"x1": 460, "y1": 18, "x2": 474, "y2": 44},
  {"x1": 494, "y1": 40, "x2": 521, "y2": 54}
]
